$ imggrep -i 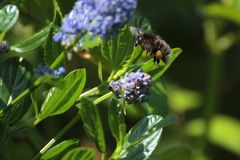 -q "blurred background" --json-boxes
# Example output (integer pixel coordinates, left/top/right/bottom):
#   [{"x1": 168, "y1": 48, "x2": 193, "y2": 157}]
[{"x1": 1, "y1": 0, "x2": 240, "y2": 160}]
